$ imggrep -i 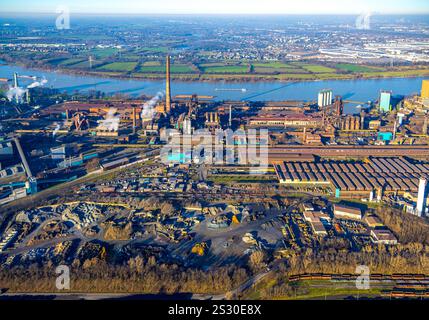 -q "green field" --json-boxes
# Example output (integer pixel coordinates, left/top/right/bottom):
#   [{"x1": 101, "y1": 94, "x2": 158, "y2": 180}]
[
  {"x1": 140, "y1": 47, "x2": 168, "y2": 53},
  {"x1": 71, "y1": 60, "x2": 104, "y2": 69},
  {"x1": 362, "y1": 69, "x2": 429, "y2": 78},
  {"x1": 244, "y1": 279, "x2": 385, "y2": 300},
  {"x1": 253, "y1": 67, "x2": 307, "y2": 74},
  {"x1": 252, "y1": 62, "x2": 296, "y2": 69},
  {"x1": 301, "y1": 64, "x2": 337, "y2": 73},
  {"x1": 98, "y1": 62, "x2": 138, "y2": 72},
  {"x1": 23, "y1": 48, "x2": 429, "y2": 81},
  {"x1": 252, "y1": 61, "x2": 337, "y2": 75},
  {"x1": 335, "y1": 63, "x2": 380, "y2": 73},
  {"x1": 202, "y1": 65, "x2": 249, "y2": 74},
  {"x1": 88, "y1": 47, "x2": 119, "y2": 58},
  {"x1": 142, "y1": 61, "x2": 162, "y2": 66},
  {"x1": 57, "y1": 58, "x2": 86, "y2": 66},
  {"x1": 138, "y1": 64, "x2": 195, "y2": 73},
  {"x1": 132, "y1": 72, "x2": 200, "y2": 80}
]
